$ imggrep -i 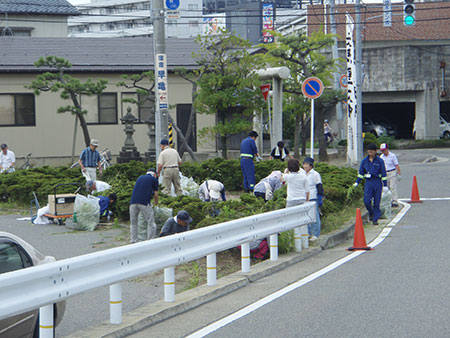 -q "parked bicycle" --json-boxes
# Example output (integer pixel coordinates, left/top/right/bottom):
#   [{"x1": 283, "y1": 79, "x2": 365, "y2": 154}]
[
  {"x1": 18, "y1": 153, "x2": 33, "y2": 170},
  {"x1": 70, "y1": 148, "x2": 112, "y2": 170}
]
